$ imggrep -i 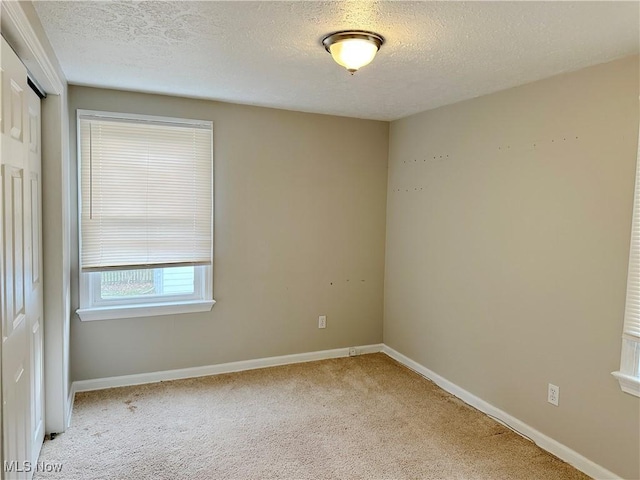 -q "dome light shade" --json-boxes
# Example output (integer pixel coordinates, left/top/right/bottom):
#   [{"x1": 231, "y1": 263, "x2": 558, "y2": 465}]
[{"x1": 322, "y1": 31, "x2": 384, "y2": 74}]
